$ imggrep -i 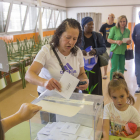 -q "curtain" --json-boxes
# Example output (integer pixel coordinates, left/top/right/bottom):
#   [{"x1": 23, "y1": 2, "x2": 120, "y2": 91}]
[{"x1": 77, "y1": 12, "x2": 102, "y2": 32}]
